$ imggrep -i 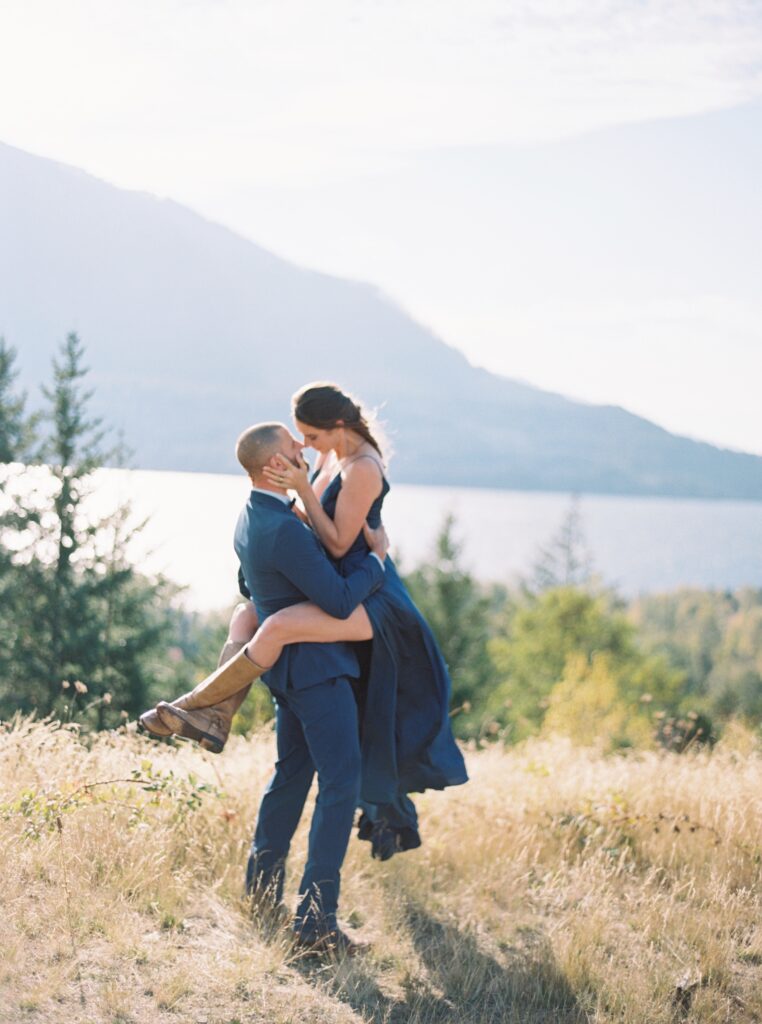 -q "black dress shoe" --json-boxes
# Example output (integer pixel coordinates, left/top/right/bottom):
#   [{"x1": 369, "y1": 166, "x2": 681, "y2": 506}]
[{"x1": 357, "y1": 812, "x2": 422, "y2": 861}]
